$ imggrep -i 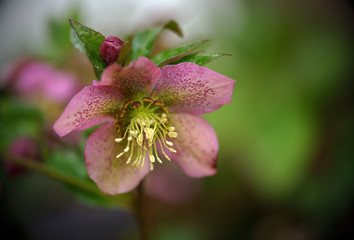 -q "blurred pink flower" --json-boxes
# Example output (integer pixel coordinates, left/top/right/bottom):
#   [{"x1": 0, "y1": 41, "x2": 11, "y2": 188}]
[
  {"x1": 4, "y1": 137, "x2": 40, "y2": 177},
  {"x1": 2, "y1": 58, "x2": 80, "y2": 103},
  {"x1": 144, "y1": 163, "x2": 202, "y2": 204},
  {"x1": 54, "y1": 57, "x2": 235, "y2": 194}
]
